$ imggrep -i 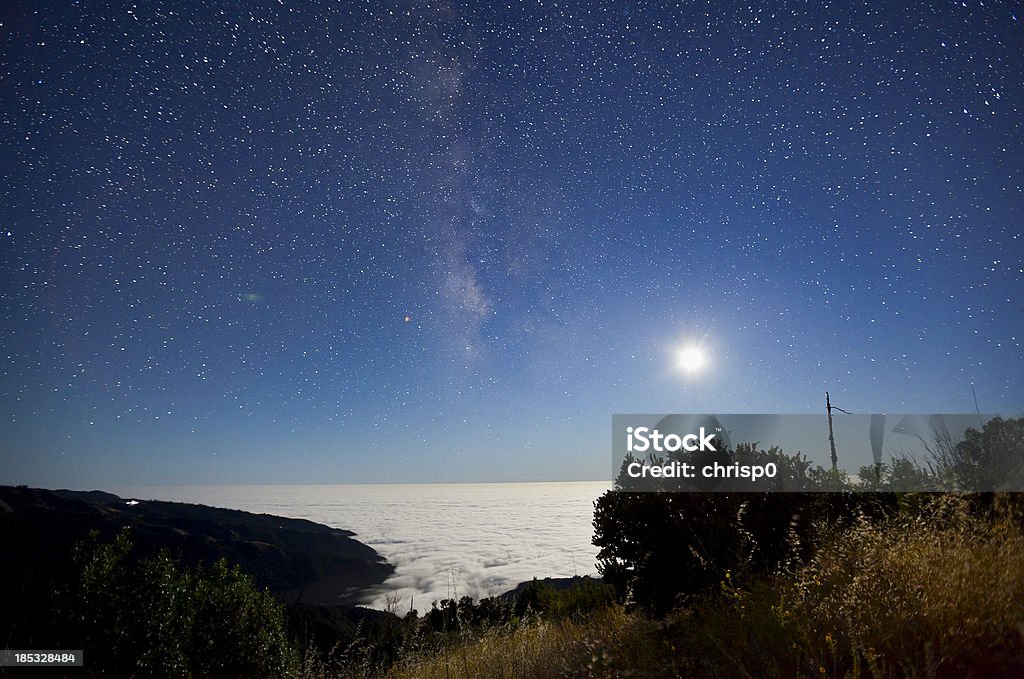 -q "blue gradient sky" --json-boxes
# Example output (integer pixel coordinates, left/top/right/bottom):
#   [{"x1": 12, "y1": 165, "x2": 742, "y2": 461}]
[{"x1": 2, "y1": 1, "x2": 1022, "y2": 487}]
